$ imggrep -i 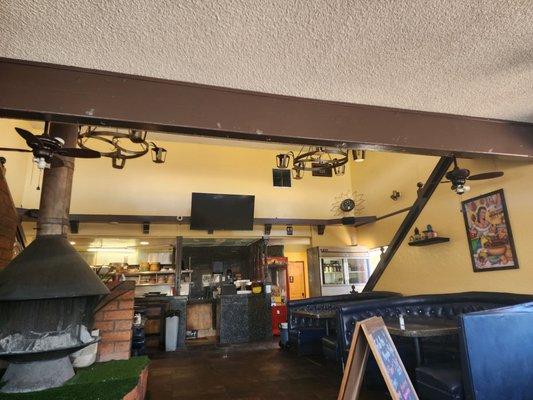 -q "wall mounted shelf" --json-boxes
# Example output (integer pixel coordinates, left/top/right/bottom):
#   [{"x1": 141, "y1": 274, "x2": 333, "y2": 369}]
[{"x1": 408, "y1": 237, "x2": 450, "y2": 246}]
